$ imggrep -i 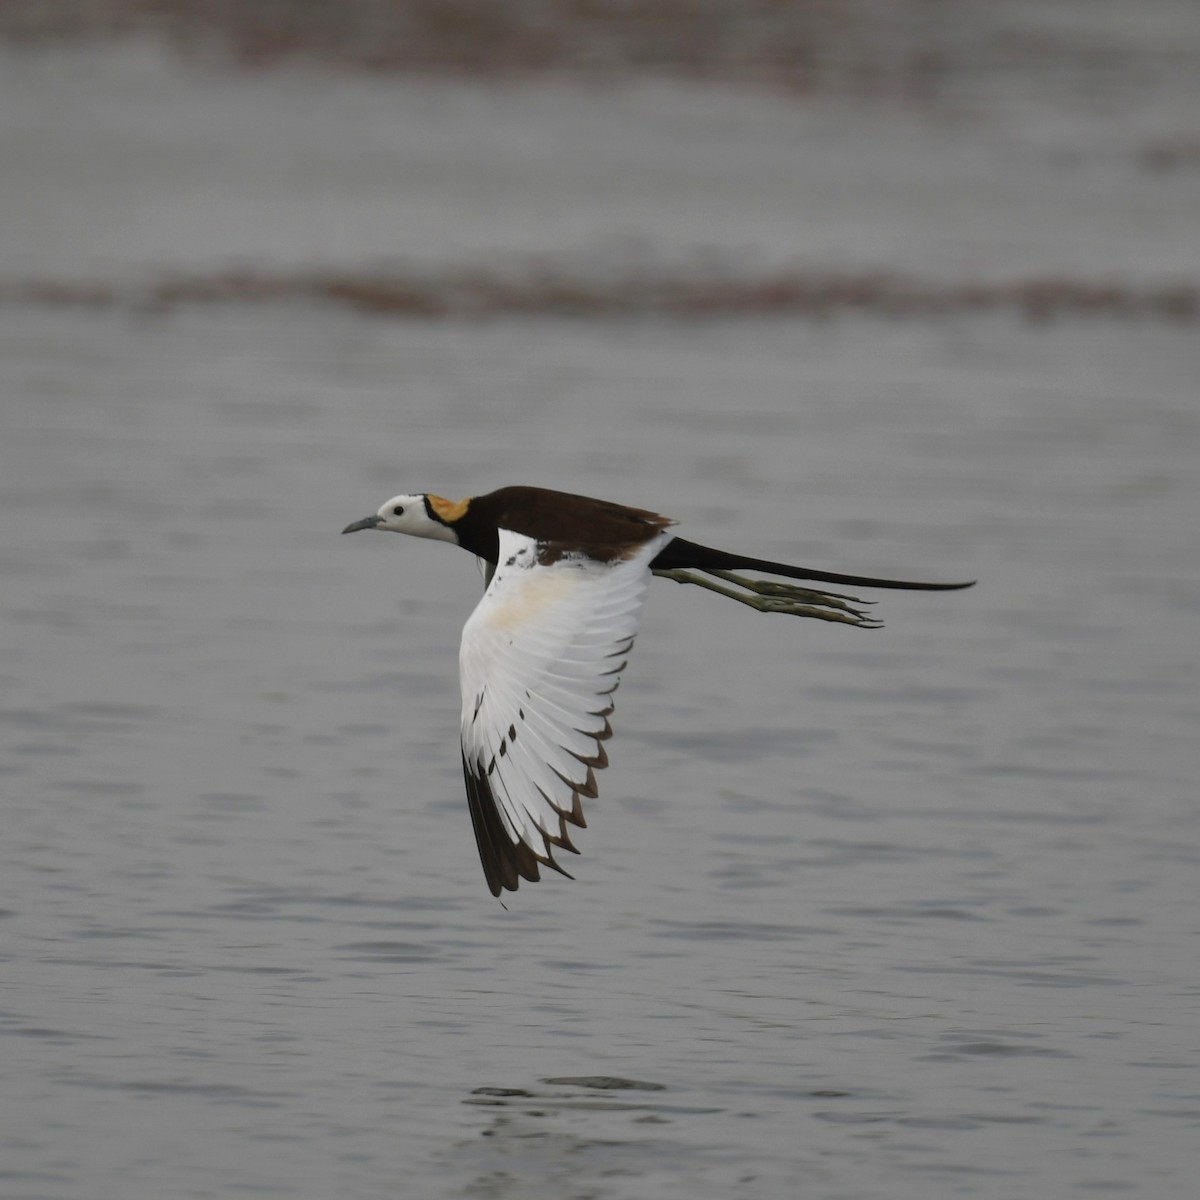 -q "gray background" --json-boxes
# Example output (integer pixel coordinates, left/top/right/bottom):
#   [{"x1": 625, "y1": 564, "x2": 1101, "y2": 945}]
[{"x1": 2, "y1": 5, "x2": 1199, "y2": 1197}]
